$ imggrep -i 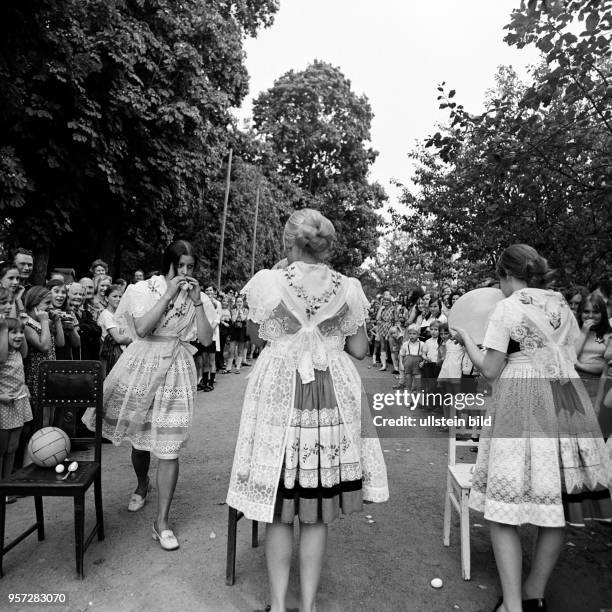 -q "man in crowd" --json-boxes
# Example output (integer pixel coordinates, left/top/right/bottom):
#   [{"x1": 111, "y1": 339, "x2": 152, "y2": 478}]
[{"x1": 13, "y1": 247, "x2": 34, "y2": 293}]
